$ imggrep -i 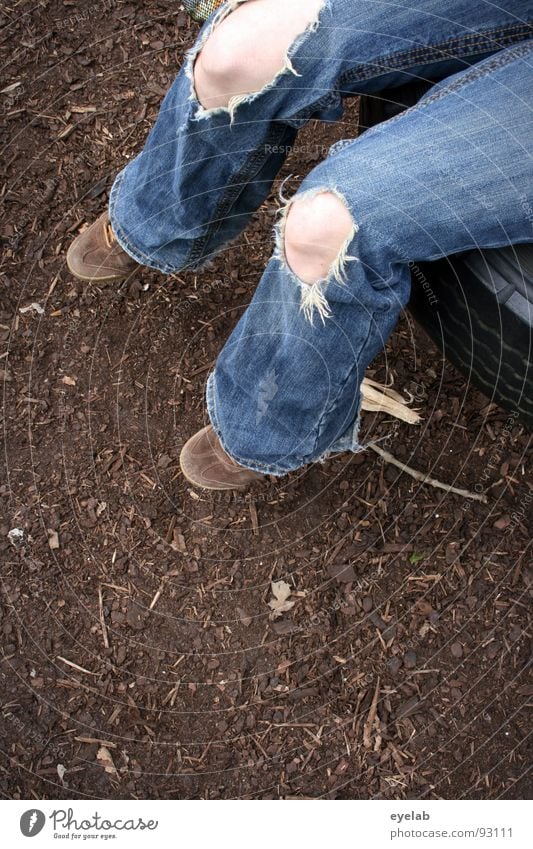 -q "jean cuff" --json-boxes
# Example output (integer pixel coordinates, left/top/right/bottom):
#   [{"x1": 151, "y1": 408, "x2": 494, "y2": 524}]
[
  {"x1": 206, "y1": 370, "x2": 365, "y2": 476},
  {"x1": 108, "y1": 167, "x2": 181, "y2": 274}
]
